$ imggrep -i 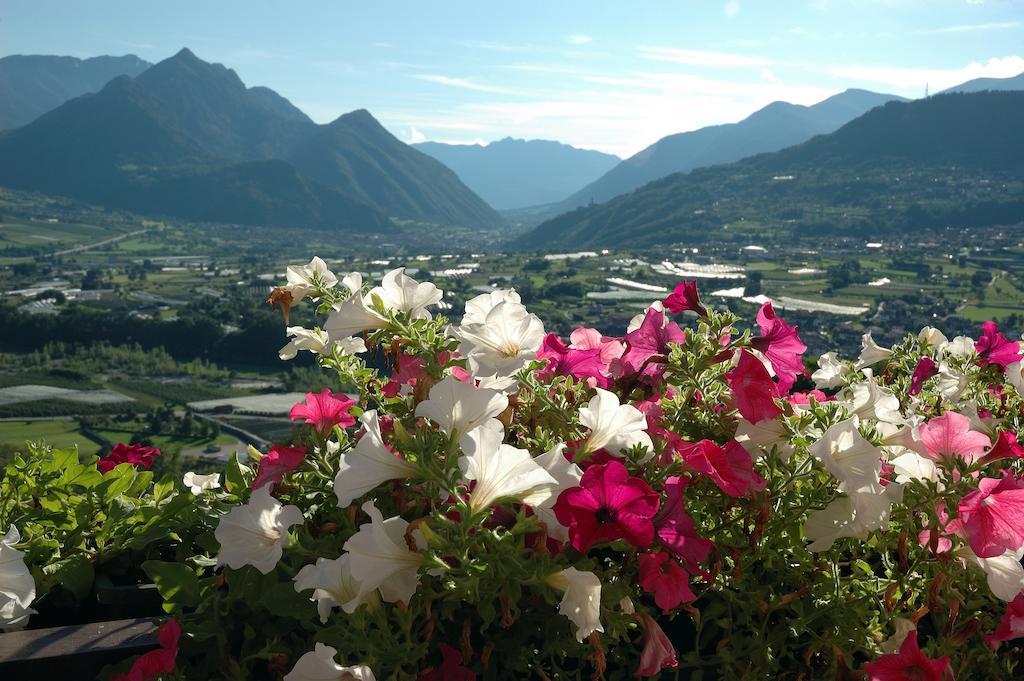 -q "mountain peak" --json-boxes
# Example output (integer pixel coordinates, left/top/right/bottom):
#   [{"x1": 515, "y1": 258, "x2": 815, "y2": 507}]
[{"x1": 172, "y1": 47, "x2": 199, "y2": 61}]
